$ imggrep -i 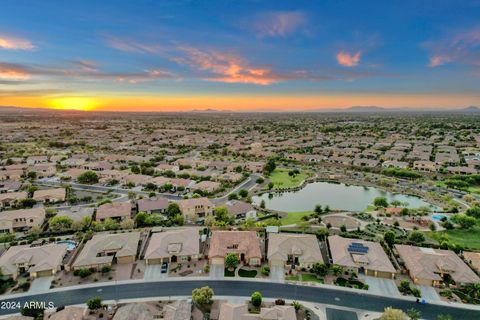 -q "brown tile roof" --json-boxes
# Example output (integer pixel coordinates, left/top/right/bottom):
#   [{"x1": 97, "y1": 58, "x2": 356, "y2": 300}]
[
  {"x1": 209, "y1": 231, "x2": 262, "y2": 260},
  {"x1": 395, "y1": 245, "x2": 480, "y2": 284}
]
